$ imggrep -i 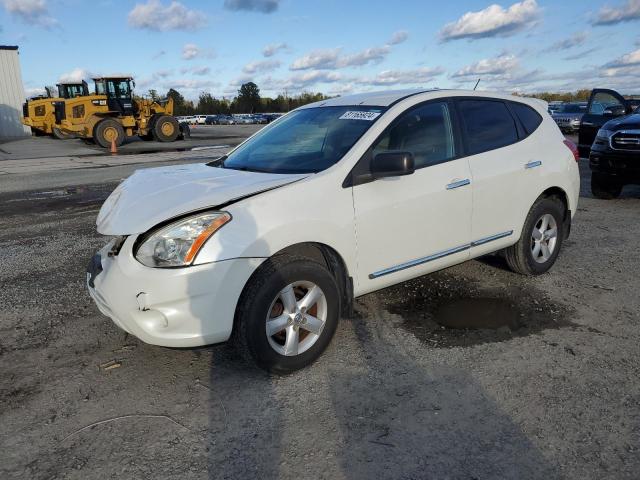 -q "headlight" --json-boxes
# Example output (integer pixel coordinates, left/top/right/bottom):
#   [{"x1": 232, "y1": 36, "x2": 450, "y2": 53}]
[
  {"x1": 596, "y1": 129, "x2": 613, "y2": 139},
  {"x1": 135, "y1": 212, "x2": 231, "y2": 267}
]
